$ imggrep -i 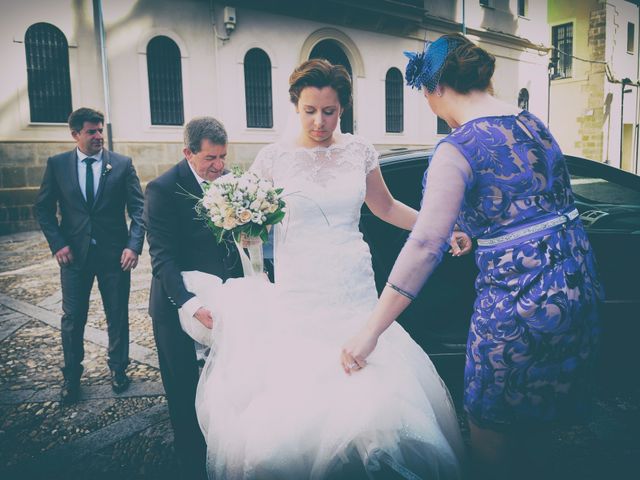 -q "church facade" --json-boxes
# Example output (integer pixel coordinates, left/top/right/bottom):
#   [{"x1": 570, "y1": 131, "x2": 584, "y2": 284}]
[{"x1": 0, "y1": 0, "x2": 549, "y2": 233}]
